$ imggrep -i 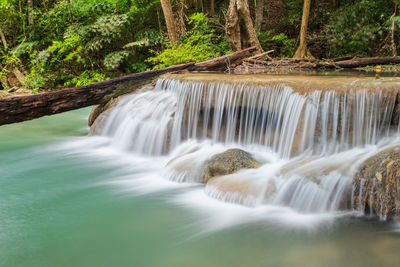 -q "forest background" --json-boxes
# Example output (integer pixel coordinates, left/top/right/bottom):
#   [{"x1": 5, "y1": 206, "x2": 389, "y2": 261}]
[{"x1": 1, "y1": 0, "x2": 399, "y2": 93}]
